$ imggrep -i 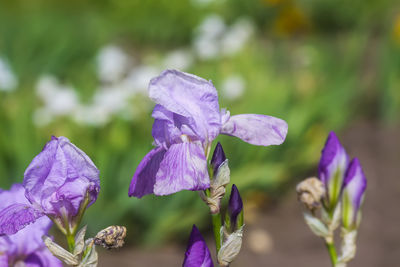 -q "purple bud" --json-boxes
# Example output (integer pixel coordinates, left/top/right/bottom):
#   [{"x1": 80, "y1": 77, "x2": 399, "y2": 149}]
[
  {"x1": 210, "y1": 142, "x2": 226, "y2": 173},
  {"x1": 183, "y1": 225, "x2": 214, "y2": 267},
  {"x1": 228, "y1": 184, "x2": 243, "y2": 228},
  {"x1": 318, "y1": 131, "x2": 349, "y2": 210},
  {"x1": 342, "y1": 158, "x2": 367, "y2": 229},
  {"x1": 23, "y1": 136, "x2": 100, "y2": 232}
]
